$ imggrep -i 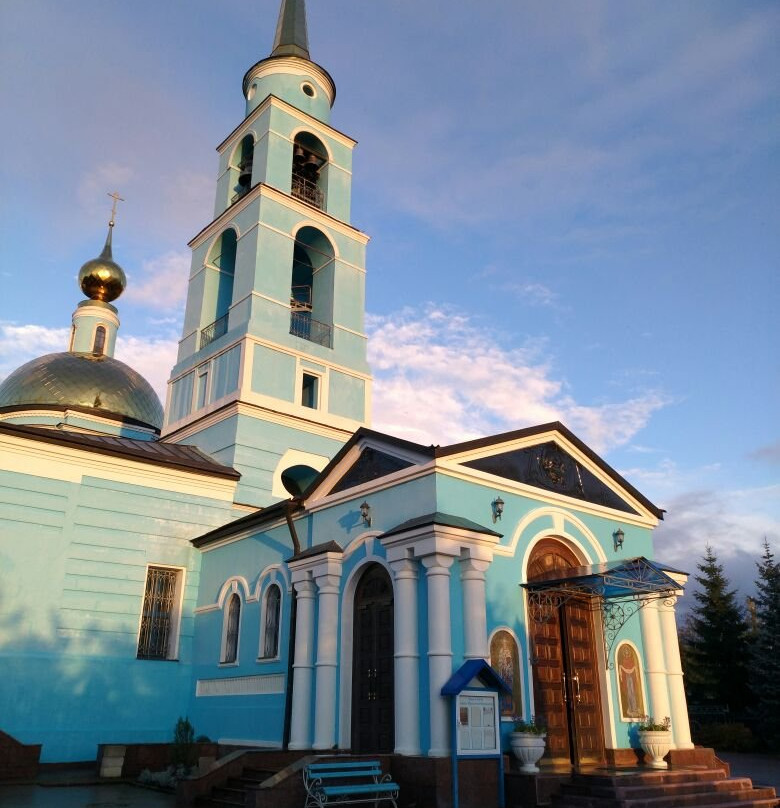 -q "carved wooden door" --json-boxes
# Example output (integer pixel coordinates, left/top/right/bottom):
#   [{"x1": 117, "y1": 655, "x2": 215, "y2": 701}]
[
  {"x1": 352, "y1": 564, "x2": 394, "y2": 753},
  {"x1": 528, "y1": 540, "x2": 605, "y2": 767}
]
